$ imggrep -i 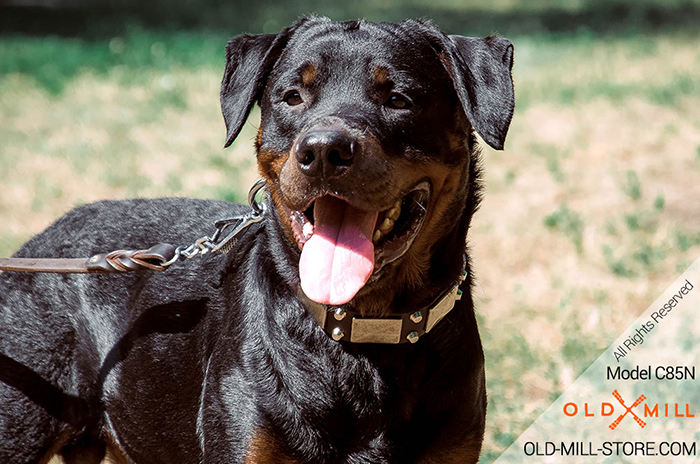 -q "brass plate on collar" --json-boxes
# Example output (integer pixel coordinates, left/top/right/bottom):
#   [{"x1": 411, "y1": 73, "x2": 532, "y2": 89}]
[
  {"x1": 350, "y1": 318, "x2": 402, "y2": 344},
  {"x1": 425, "y1": 285, "x2": 460, "y2": 333}
]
